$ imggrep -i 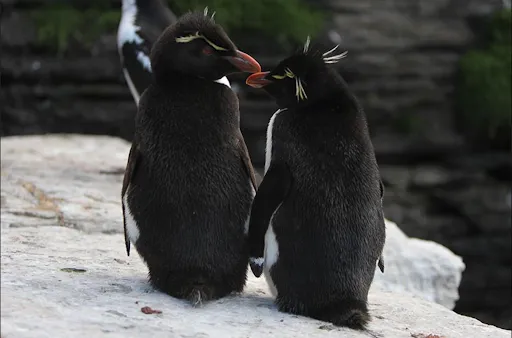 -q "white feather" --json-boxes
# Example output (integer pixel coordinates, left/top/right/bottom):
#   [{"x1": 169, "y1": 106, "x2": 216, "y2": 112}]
[
  {"x1": 264, "y1": 109, "x2": 285, "y2": 173},
  {"x1": 214, "y1": 76, "x2": 231, "y2": 88},
  {"x1": 117, "y1": 1, "x2": 144, "y2": 49},
  {"x1": 261, "y1": 108, "x2": 286, "y2": 297},
  {"x1": 303, "y1": 35, "x2": 311, "y2": 53},
  {"x1": 122, "y1": 188, "x2": 140, "y2": 246},
  {"x1": 263, "y1": 222, "x2": 279, "y2": 297}
]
